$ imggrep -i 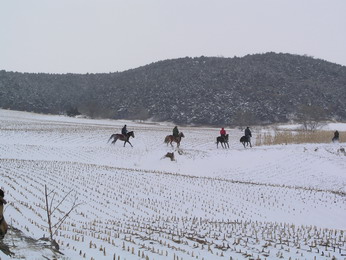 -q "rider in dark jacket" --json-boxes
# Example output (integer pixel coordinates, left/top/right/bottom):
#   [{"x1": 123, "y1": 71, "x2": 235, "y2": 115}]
[
  {"x1": 173, "y1": 126, "x2": 179, "y2": 138},
  {"x1": 245, "y1": 127, "x2": 252, "y2": 140},
  {"x1": 333, "y1": 130, "x2": 339, "y2": 142},
  {"x1": 121, "y1": 125, "x2": 128, "y2": 136}
]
